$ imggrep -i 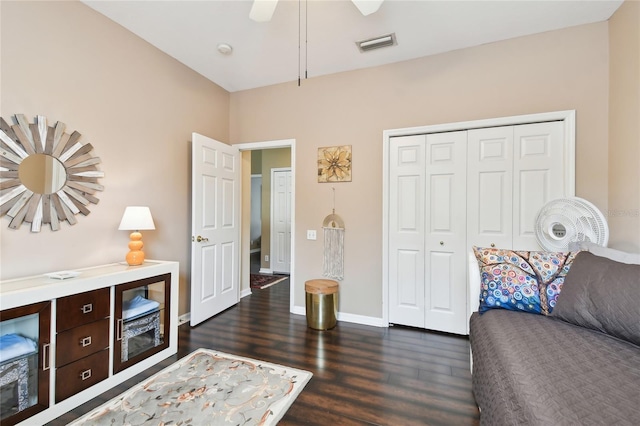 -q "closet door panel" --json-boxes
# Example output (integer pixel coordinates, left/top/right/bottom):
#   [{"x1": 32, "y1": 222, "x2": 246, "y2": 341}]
[
  {"x1": 513, "y1": 121, "x2": 564, "y2": 249},
  {"x1": 388, "y1": 135, "x2": 426, "y2": 327},
  {"x1": 425, "y1": 131, "x2": 467, "y2": 335},
  {"x1": 467, "y1": 127, "x2": 513, "y2": 249}
]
